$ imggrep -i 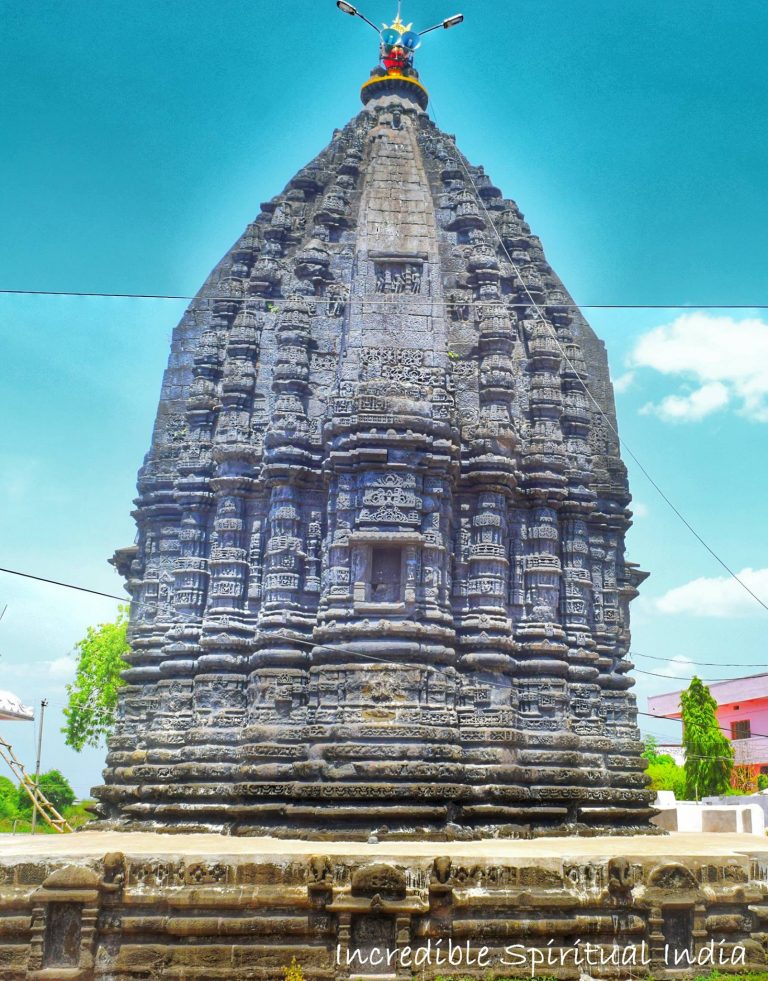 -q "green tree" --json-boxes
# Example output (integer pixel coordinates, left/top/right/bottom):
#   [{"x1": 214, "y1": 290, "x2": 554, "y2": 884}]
[
  {"x1": 680, "y1": 676, "x2": 734, "y2": 800},
  {"x1": 17, "y1": 769, "x2": 75, "y2": 814},
  {"x1": 642, "y1": 734, "x2": 676, "y2": 764},
  {"x1": 646, "y1": 758, "x2": 688, "y2": 799},
  {"x1": 63, "y1": 605, "x2": 130, "y2": 751},
  {"x1": 642, "y1": 734, "x2": 661, "y2": 762},
  {"x1": 0, "y1": 776, "x2": 19, "y2": 819},
  {"x1": 642, "y1": 735, "x2": 688, "y2": 798}
]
